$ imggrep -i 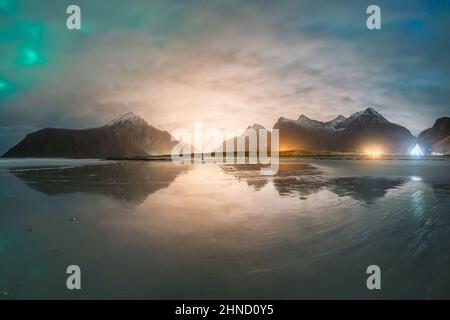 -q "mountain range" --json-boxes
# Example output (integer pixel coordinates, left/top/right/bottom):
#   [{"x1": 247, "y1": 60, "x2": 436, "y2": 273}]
[
  {"x1": 273, "y1": 107, "x2": 417, "y2": 154},
  {"x1": 2, "y1": 108, "x2": 449, "y2": 158},
  {"x1": 2, "y1": 112, "x2": 177, "y2": 158},
  {"x1": 221, "y1": 123, "x2": 273, "y2": 154},
  {"x1": 418, "y1": 117, "x2": 450, "y2": 154}
]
